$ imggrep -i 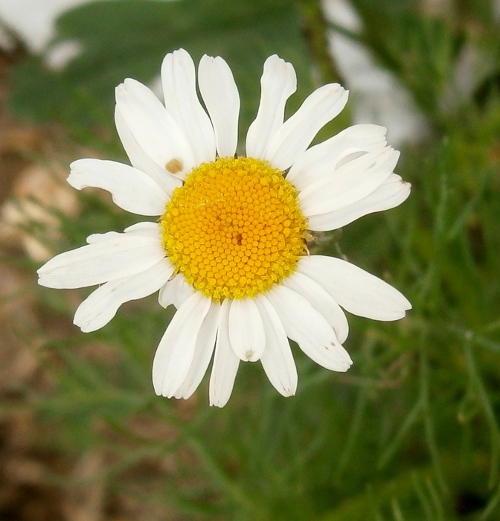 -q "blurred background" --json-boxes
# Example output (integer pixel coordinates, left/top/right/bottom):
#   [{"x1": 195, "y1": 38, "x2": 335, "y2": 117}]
[{"x1": 0, "y1": 0, "x2": 499, "y2": 519}]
